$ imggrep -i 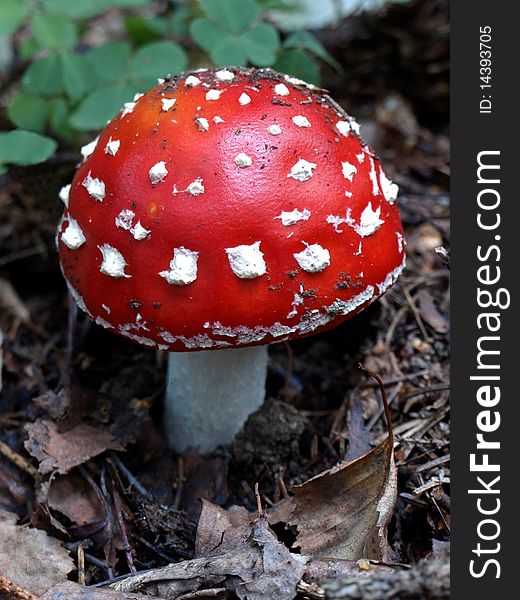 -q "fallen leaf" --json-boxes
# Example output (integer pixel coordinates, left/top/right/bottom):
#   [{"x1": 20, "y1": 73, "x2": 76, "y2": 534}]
[
  {"x1": 91, "y1": 498, "x2": 405, "y2": 600},
  {"x1": 0, "y1": 510, "x2": 74, "y2": 596},
  {"x1": 45, "y1": 472, "x2": 105, "y2": 528},
  {"x1": 268, "y1": 366, "x2": 397, "y2": 564},
  {"x1": 195, "y1": 499, "x2": 252, "y2": 556},
  {"x1": 33, "y1": 389, "x2": 70, "y2": 420},
  {"x1": 111, "y1": 515, "x2": 308, "y2": 600},
  {"x1": 417, "y1": 289, "x2": 449, "y2": 334},
  {"x1": 274, "y1": 433, "x2": 397, "y2": 561},
  {"x1": 31, "y1": 471, "x2": 115, "y2": 549},
  {"x1": 233, "y1": 518, "x2": 308, "y2": 600},
  {"x1": 343, "y1": 391, "x2": 372, "y2": 462},
  {"x1": 41, "y1": 580, "x2": 145, "y2": 599},
  {"x1": 24, "y1": 419, "x2": 123, "y2": 475}
]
